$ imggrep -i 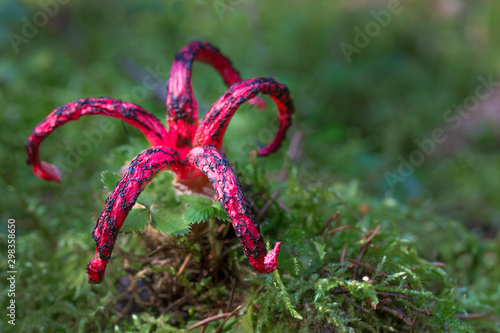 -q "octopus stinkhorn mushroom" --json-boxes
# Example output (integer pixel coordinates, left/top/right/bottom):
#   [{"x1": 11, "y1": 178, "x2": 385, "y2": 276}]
[{"x1": 26, "y1": 41, "x2": 294, "y2": 284}]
